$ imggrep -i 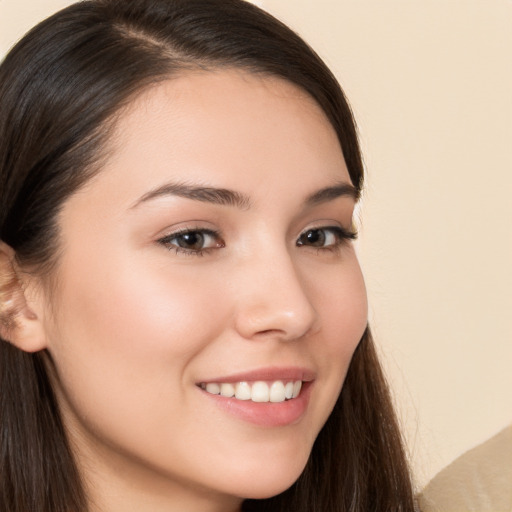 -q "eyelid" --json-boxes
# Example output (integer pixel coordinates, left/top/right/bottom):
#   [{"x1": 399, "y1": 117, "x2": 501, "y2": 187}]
[
  {"x1": 296, "y1": 224, "x2": 358, "y2": 250},
  {"x1": 157, "y1": 226, "x2": 224, "y2": 256},
  {"x1": 154, "y1": 221, "x2": 357, "y2": 257},
  {"x1": 297, "y1": 223, "x2": 358, "y2": 240}
]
